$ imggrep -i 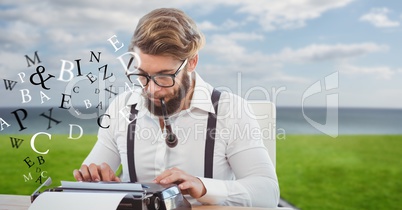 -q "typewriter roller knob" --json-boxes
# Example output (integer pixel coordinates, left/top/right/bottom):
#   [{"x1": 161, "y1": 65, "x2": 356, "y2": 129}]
[{"x1": 148, "y1": 196, "x2": 161, "y2": 210}]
